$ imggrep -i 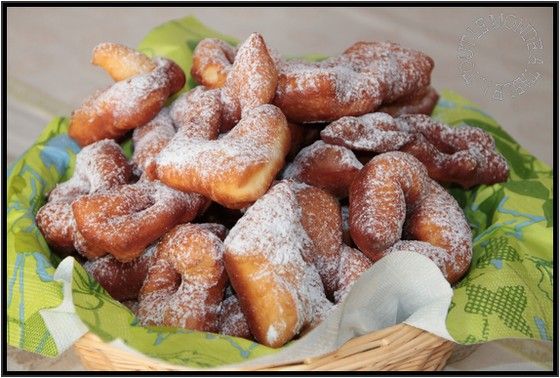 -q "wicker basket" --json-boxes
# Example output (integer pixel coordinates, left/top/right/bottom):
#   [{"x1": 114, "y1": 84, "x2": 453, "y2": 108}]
[{"x1": 73, "y1": 323, "x2": 455, "y2": 371}]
